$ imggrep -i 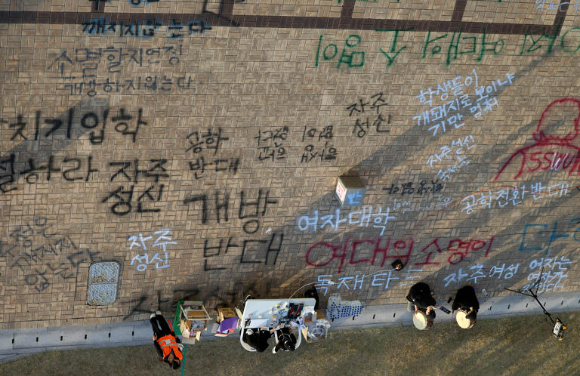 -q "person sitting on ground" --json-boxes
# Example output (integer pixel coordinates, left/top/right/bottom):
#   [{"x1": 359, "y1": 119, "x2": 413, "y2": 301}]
[
  {"x1": 150, "y1": 311, "x2": 183, "y2": 370},
  {"x1": 452, "y1": 286, "x2": 480, "y2": 329},
  {"x1": 243, "y1": 326, "x2": 276, "y2": 352},
  {"x1": 272, "y1": 326, "x2": 297, "y2": 354},
  {"x1": 406, "y1": 282, "x2": 437, "y2": 330}
]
